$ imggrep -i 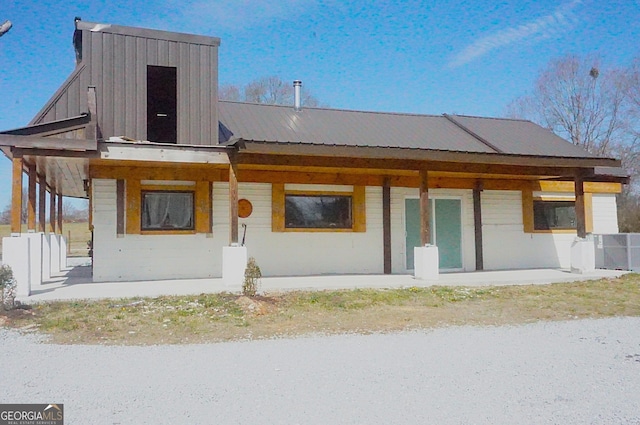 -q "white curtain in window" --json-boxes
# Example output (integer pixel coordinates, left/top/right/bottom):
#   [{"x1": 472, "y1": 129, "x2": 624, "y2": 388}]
[{"x1": 143, "y1": 192, "x2": 193, "y2": 229}]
